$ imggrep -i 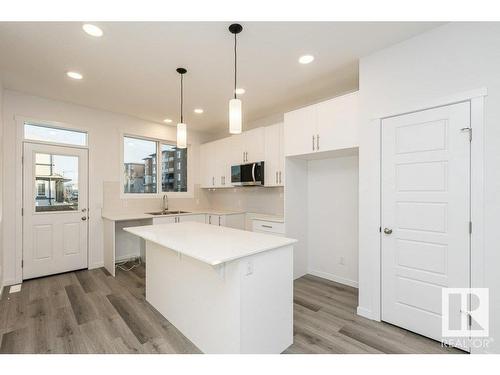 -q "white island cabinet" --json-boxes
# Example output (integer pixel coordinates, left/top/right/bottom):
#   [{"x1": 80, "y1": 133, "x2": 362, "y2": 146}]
[{"x1": 124, "y1": 222, "x2": 297, "y2": 354}]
